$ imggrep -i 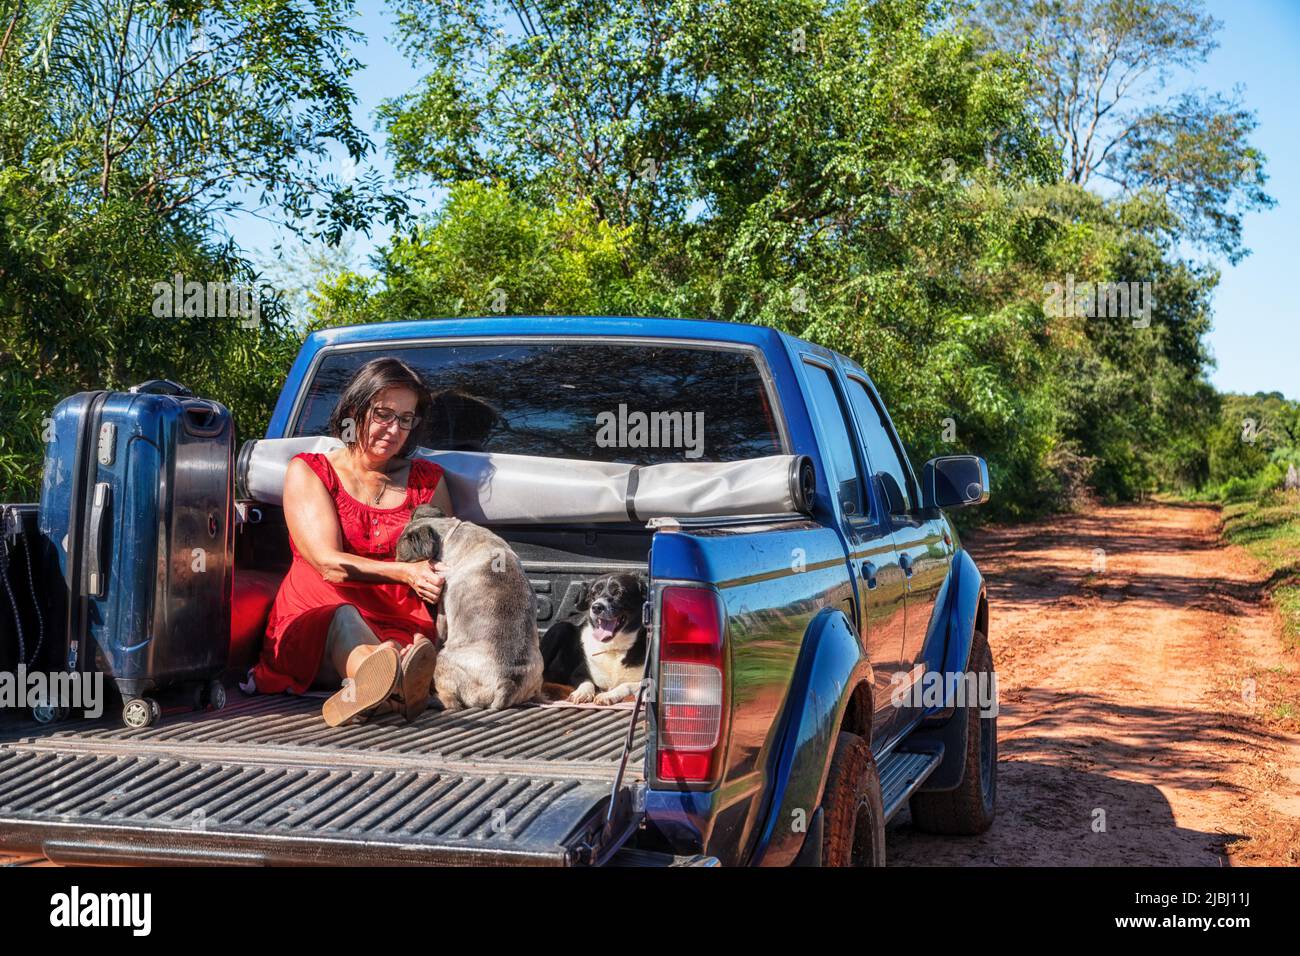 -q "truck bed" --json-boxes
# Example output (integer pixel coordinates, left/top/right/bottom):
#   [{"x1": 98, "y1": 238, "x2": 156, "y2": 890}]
[{"x1": 0, "y1": 695, "x2": 646, "y2": 866}]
